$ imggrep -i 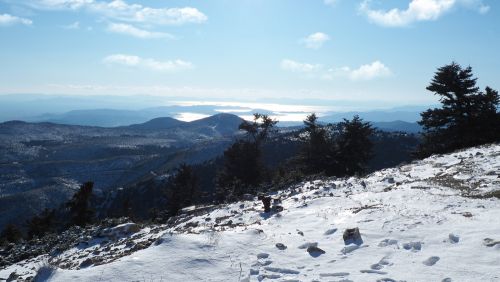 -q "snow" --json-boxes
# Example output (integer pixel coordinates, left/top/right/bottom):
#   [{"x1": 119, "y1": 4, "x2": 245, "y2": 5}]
[{"x1": 2, "y1": 144, "x2": 500, "y2": 281}]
